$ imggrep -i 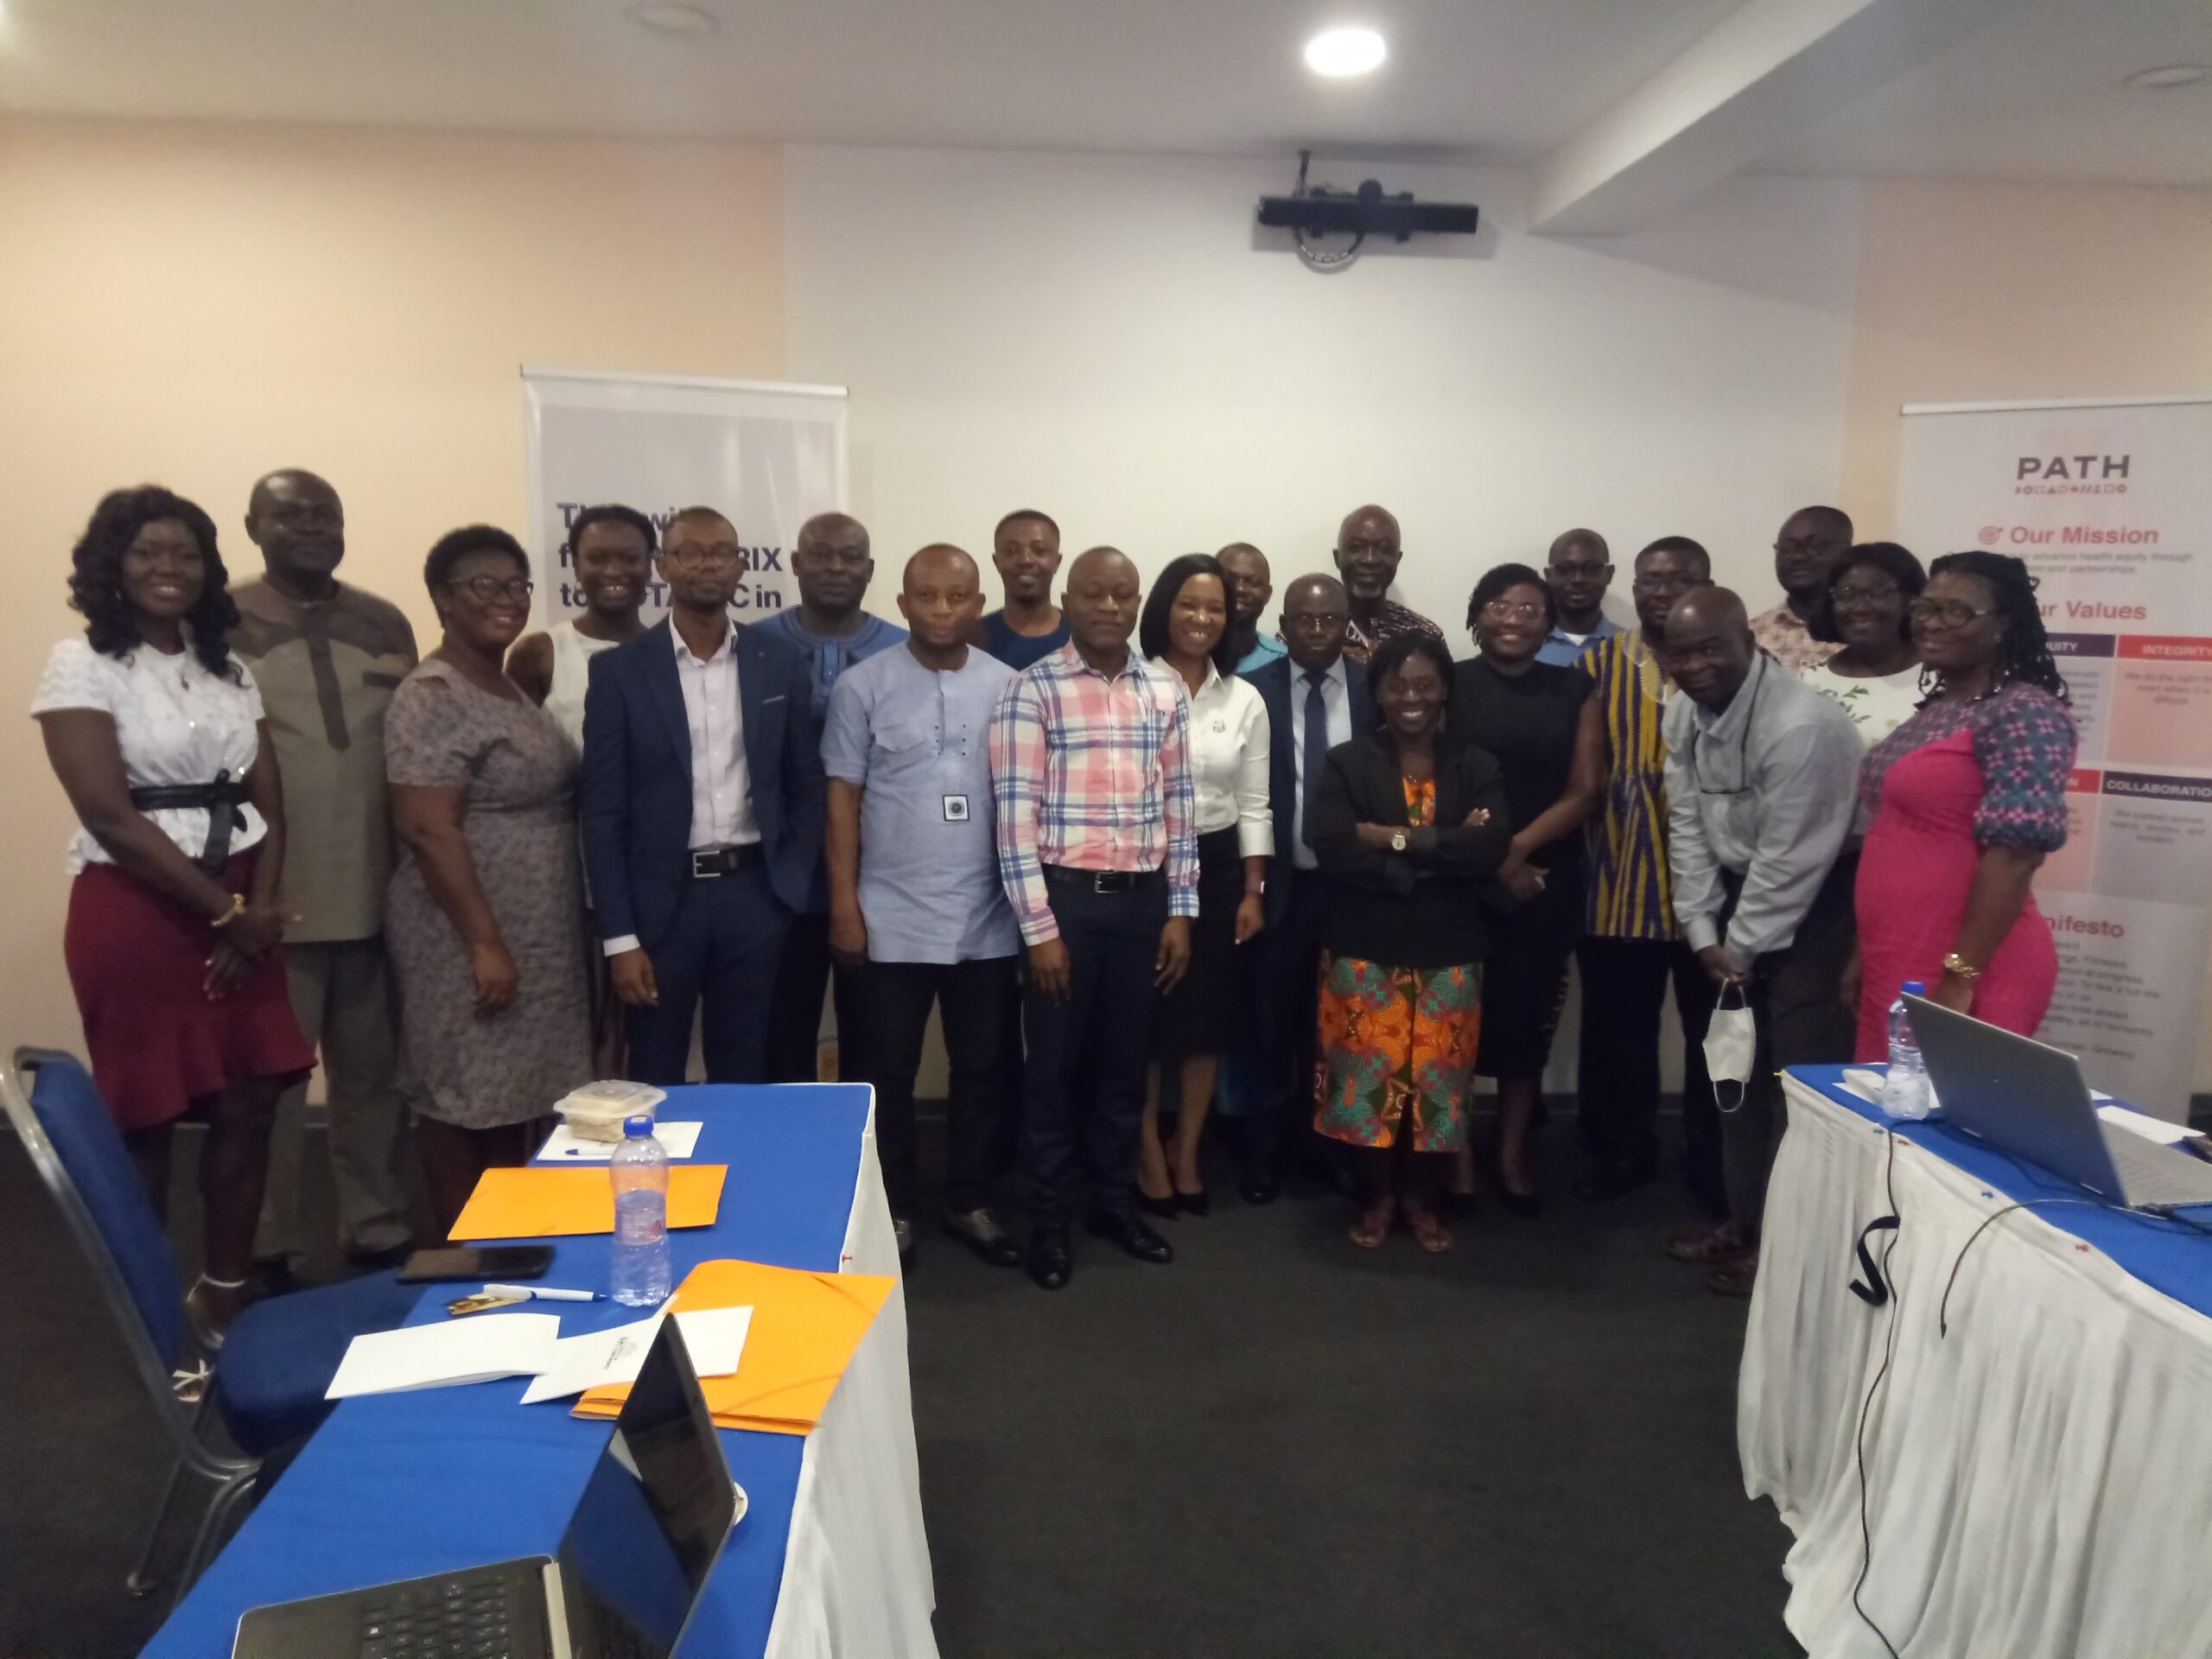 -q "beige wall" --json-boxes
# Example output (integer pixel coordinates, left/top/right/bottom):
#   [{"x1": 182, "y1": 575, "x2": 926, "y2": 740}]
[
  {"x1": 1841, "y1": 178, "x2": 2212, "y2": 527},
  {"x1": 1840, "y1": 177, "x2": 2212, "y2": 1094},
  {"x1": 1, "y1": 118, "x2": 782, "y2": 1055}
]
